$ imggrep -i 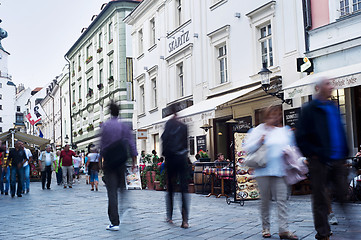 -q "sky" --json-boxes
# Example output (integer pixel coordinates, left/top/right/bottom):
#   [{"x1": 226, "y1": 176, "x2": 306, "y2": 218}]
[{"x1": 0, "y1": 0, "x2": 111, "y2": 89}]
